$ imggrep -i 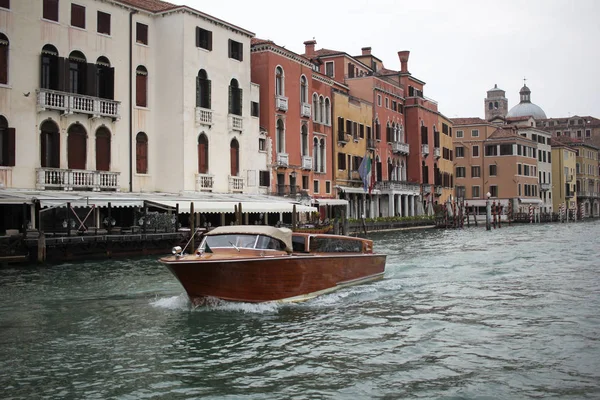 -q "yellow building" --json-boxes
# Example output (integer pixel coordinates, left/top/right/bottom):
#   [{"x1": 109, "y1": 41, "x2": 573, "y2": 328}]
[
  {"x1": 436, "y1": 114, "x2": 454, "y2": 204},
  {"x1": 333, "y1": 91, "x2": 373, "y2": 218},
  {"x1": 559, "y1": 139, "x2": 600, "y2": 217},
  {"x1": 551, "y1": 140, "x2": 577, "y2": 213}
]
